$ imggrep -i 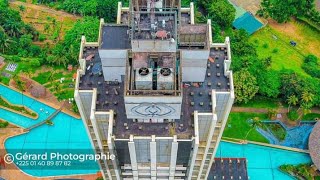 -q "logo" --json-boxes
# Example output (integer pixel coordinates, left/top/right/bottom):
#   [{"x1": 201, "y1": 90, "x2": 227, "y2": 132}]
[{"x1": 4, "y1": 153, "x2": 14, "y2": 164}]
